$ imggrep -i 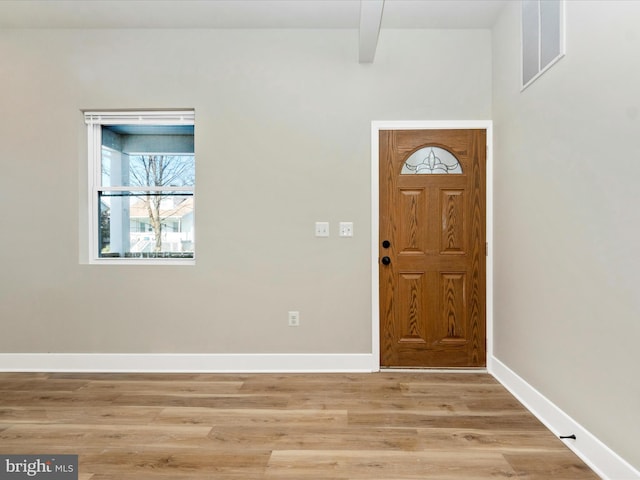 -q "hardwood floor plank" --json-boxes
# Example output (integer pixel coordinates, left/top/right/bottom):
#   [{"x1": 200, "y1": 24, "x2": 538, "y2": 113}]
[
  {"x1": 348, "y1": 410, "x2": 549, "y2": 430},
  {"x1": 80, "y1": 451, "x2": 269, "y2": 477},
  {"x1": 414, "y1": 427, "x2": 569, "y2": 451},
  {"x1": 0, "y1": 378, "x2": 90, "y2": 392},
  {"x1": 78, "y1": 379, "x2": 245, "y2": 395},
  {"x1": 0, "y1": 423, "x2": 214, "y2": 450},
  {"x1": 112, "y1": 393, "x2": 289, "y2": 408},
  {"x1": 265, "y1": 450, "x2": 517, "y2": 479},
  {"x1": 0, "y1": 444, "x2": 89, "y2": 455},
  {"x1": 0, "y1": 406, "x2": 163, "y2": 425},
  {"x1": 1, "y1": 423, "x2": 88, "y2": 444},
  {"x1": 208, "y1": 426, "x2": 421, "y2": 451},
  {"x1": 504, "y1": 452, "x2": 600, "y2": 479},
  {"x1": 155, "y1": 407, "x2": 348, "y2": 427},
  {"x1": 0, "y1": 373, "x2": 49, "y2": 380},
  {"x1": 47, "y1": 373, "x2": 226, "y2": 381},
  {"x1": 86, "y1": 475, "x2": 264, "y2": 480},
  {"x1": 0, "y1": 390, "x2": 122, "y2": 406}
]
